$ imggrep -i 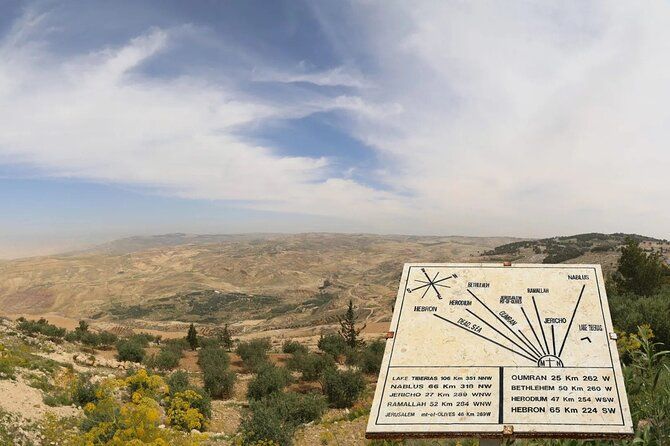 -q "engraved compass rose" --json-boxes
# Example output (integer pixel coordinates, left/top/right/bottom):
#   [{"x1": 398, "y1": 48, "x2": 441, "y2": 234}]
[{"x1": 406, "y1": 268, "x2": 456, "y2": 299}]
